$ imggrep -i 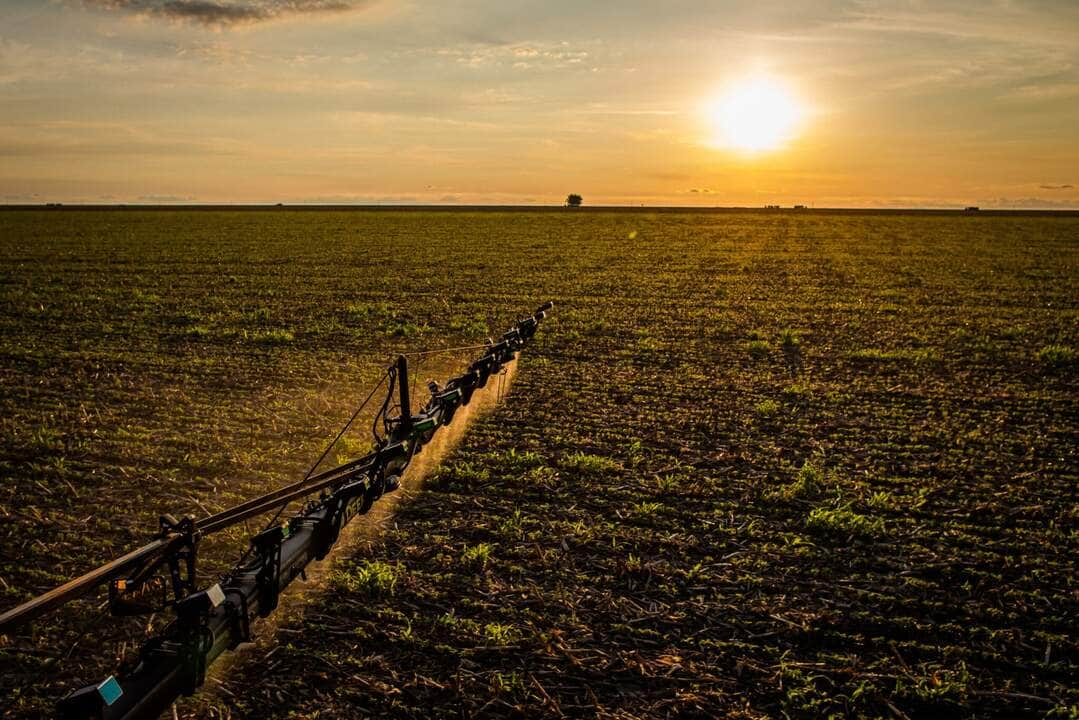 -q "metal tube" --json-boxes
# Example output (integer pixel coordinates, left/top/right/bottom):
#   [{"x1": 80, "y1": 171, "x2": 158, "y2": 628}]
[
  {"x1": 396, "y1": 355, "x2": 411, "y2": 432},
  {"x1": 0, "y1": 537, "x2": 174, "y2": 634},
  {"x1": 197, "y1": 455, "x2": 377, "y2": 535}
]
